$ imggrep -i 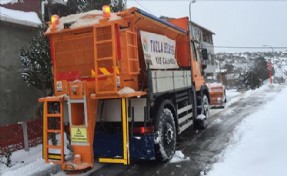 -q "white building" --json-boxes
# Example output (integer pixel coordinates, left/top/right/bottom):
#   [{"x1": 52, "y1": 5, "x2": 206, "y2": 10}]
[{"x1": 189, "y1": 21, "x2": 216, "y2": 78}]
